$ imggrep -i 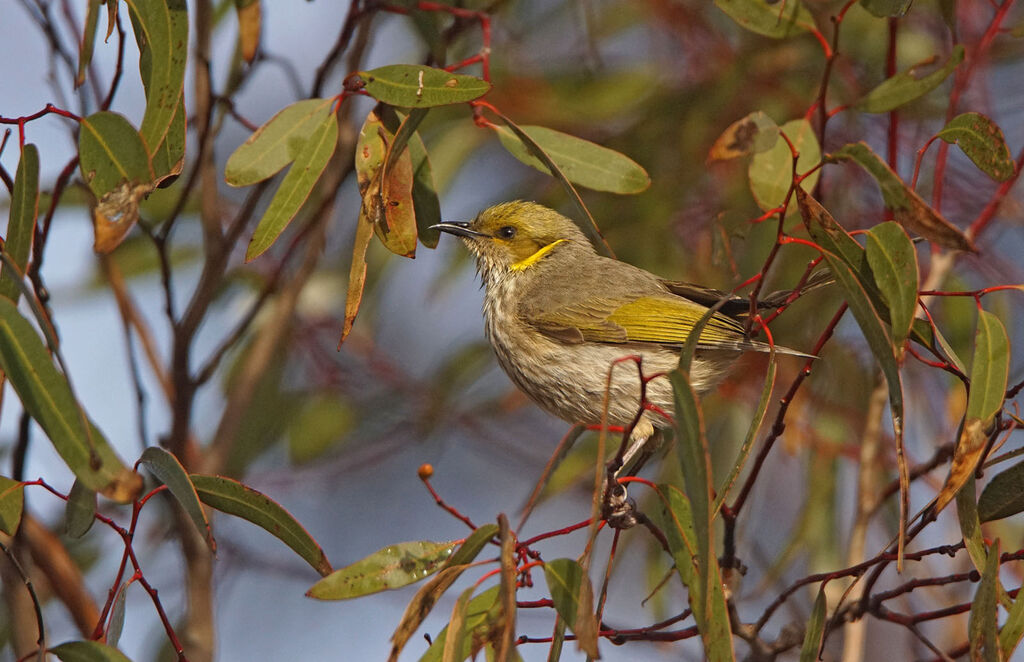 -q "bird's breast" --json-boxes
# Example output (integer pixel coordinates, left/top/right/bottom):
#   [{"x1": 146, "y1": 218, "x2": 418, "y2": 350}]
[{"x1": 480, "y1": 276, "x2": 691, "y2": 427}]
